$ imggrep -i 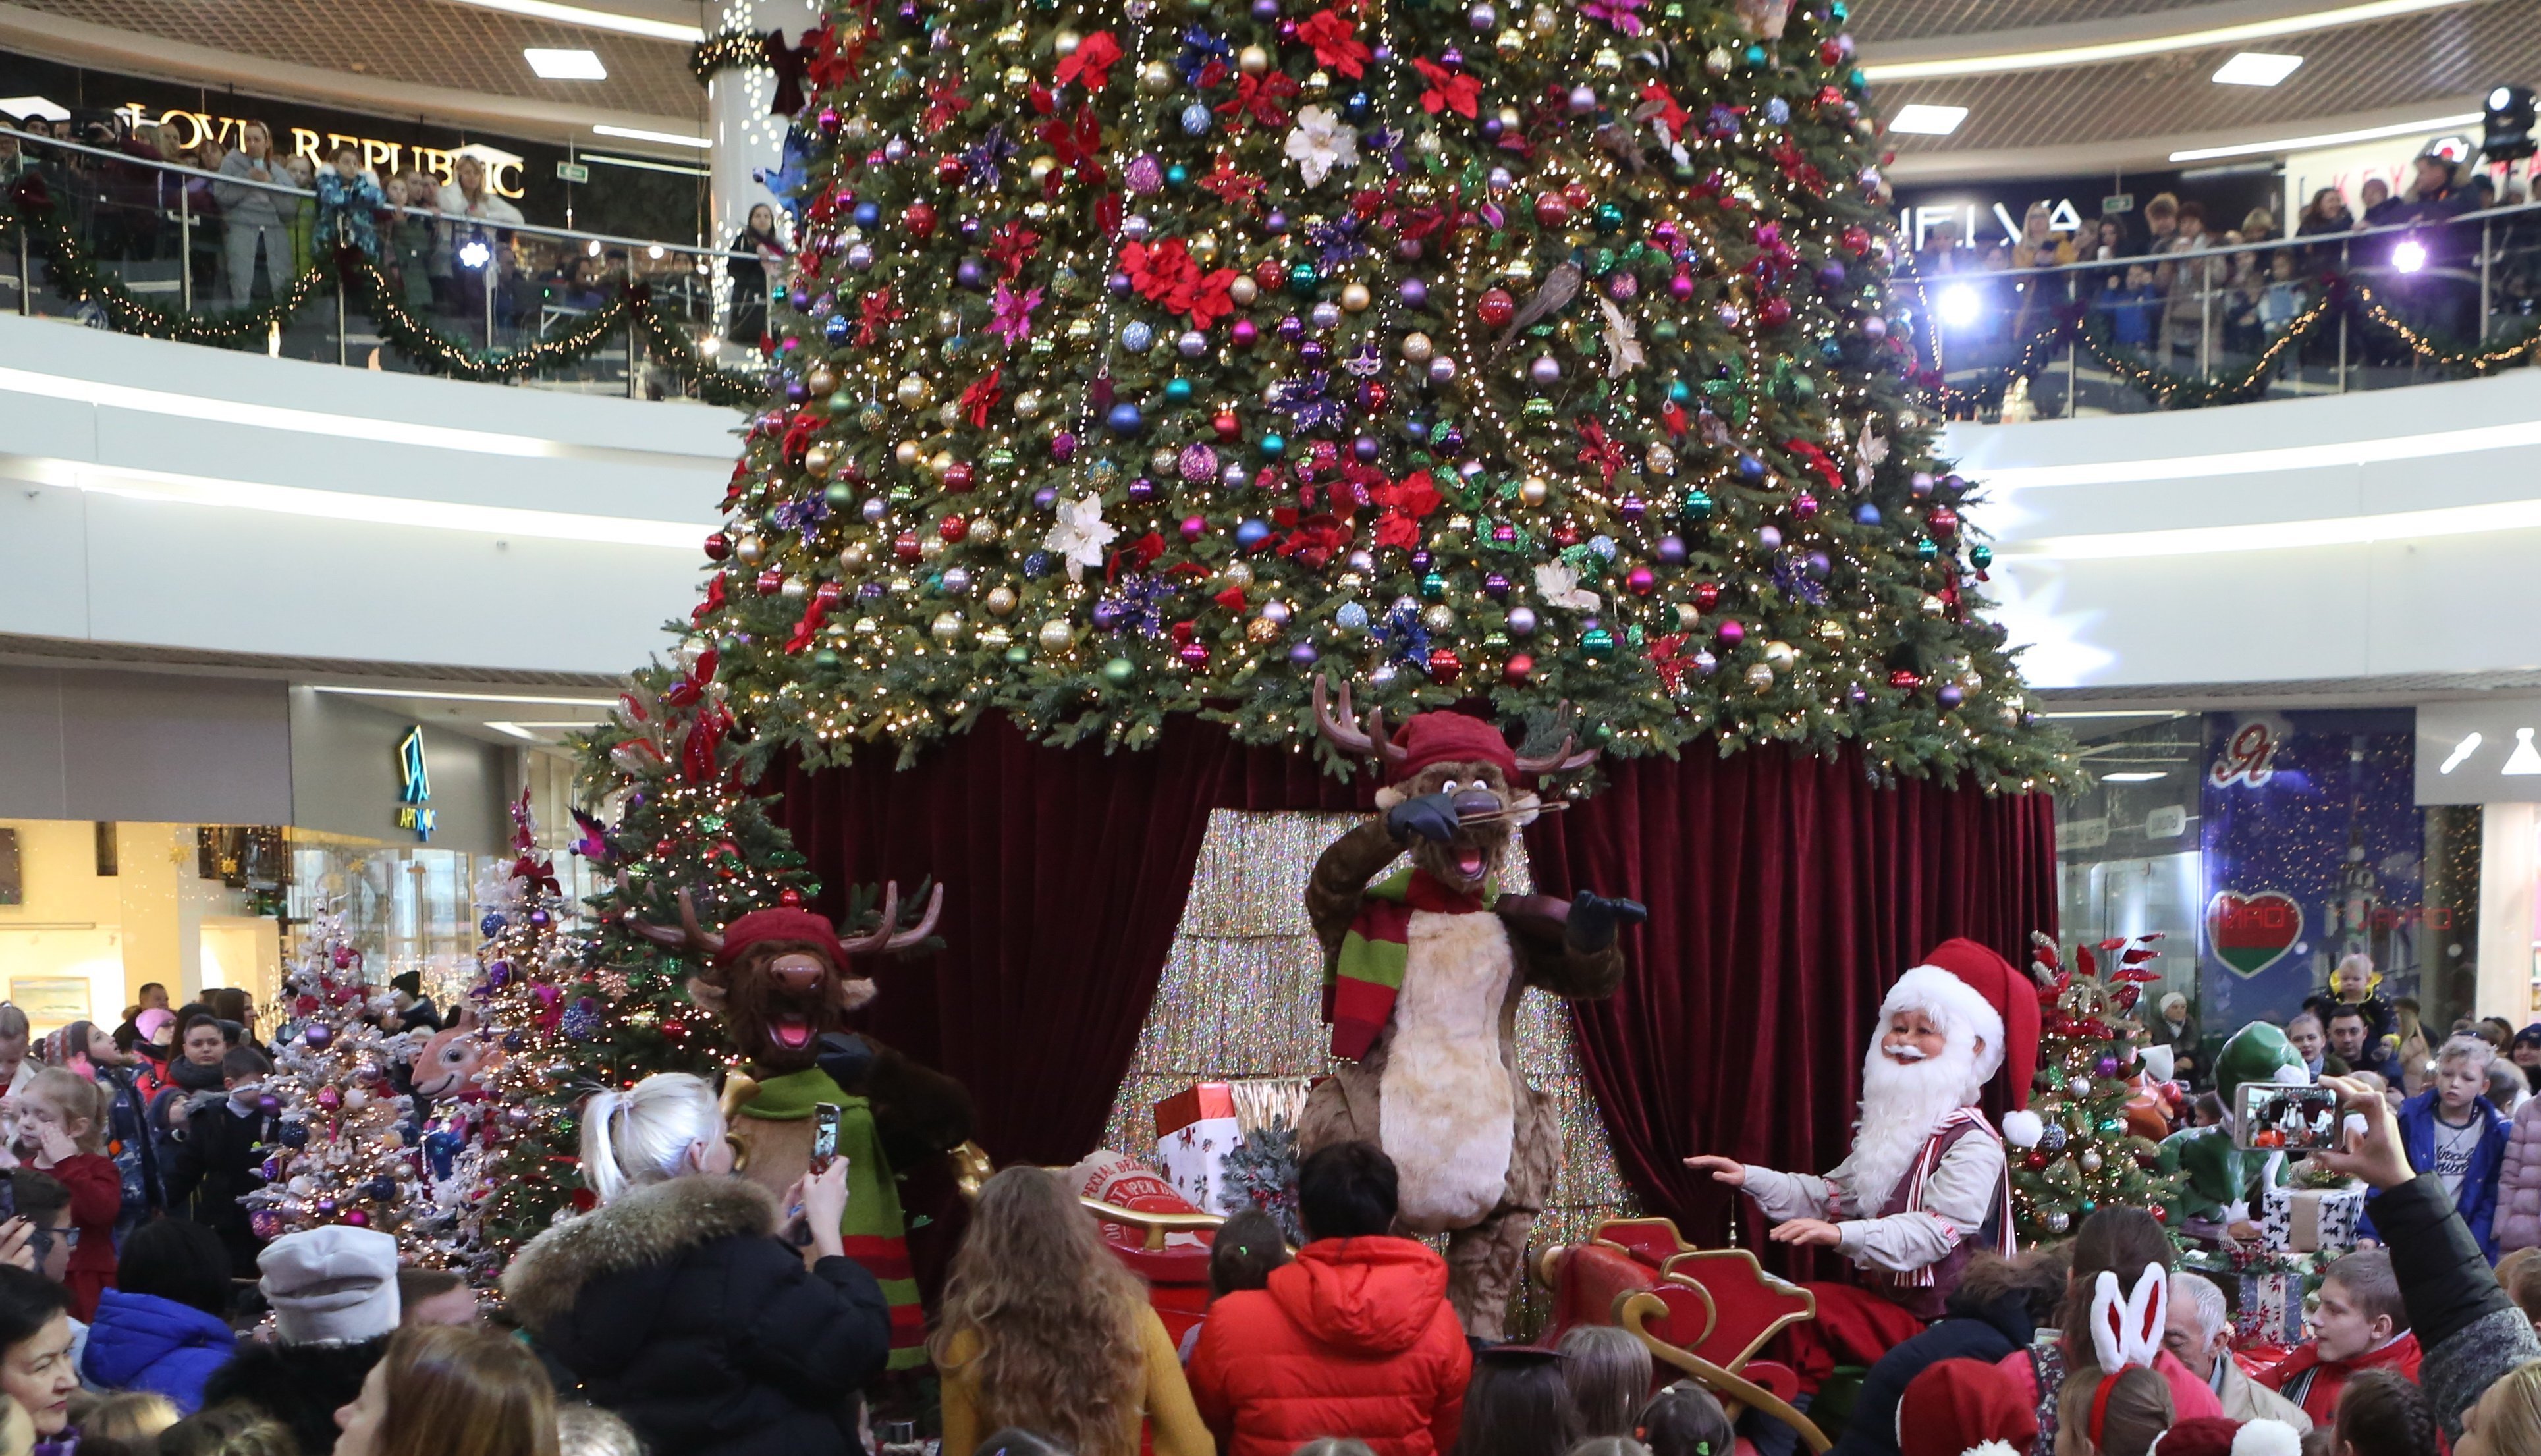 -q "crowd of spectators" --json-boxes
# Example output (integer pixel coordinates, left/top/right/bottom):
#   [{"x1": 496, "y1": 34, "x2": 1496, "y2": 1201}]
[
  {"x1": 1911, "y1": 146, "x2": 2537, "y2": 408},
  {"x1": 0, "y1": 111, "x2": 710, "y2": 351}
]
